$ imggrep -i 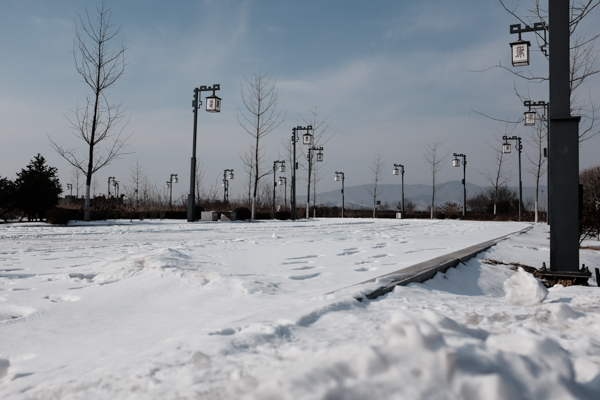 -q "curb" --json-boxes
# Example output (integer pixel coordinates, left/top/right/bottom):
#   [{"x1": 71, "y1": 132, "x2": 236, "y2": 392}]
[{"x1": 327, "y1": 224, "x2": 534, "y2": 300}]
